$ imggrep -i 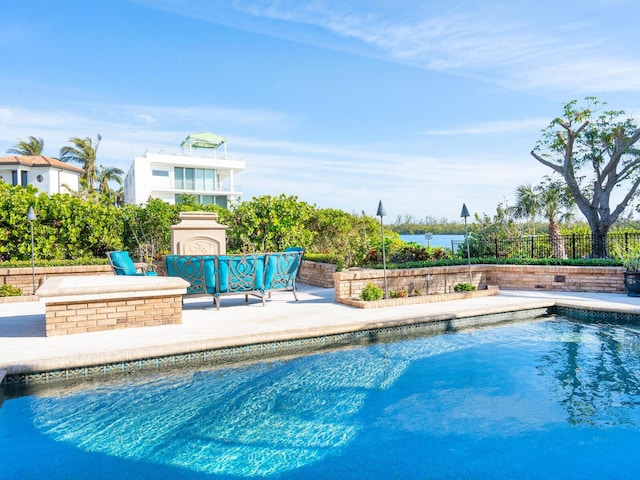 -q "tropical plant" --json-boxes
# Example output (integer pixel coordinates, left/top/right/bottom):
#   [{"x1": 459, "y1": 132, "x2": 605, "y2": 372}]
[
  {"x1": 121, "y1": 199, "x2": 180, "y2": 261},
  {"x1": 454, "y1": 282, "x2": 476, "y2": 292},
  {"x1": 6, "y1": 136, "x2": 45, "y2": 156},
  {"x1": 512, "y1": 184, "x2": 538, "y2": 236},
  {"x1": 113, "y1": 187, "x2": 125, "y2": 208},
  {"x1": 531, "y1": 97, "x2": 640, "y2": 257},
  {"x1": 0, "y1": 182, "x2": 123, "y2": 261},
  {"x1": 59, "y1": 134, "x2": 102, "y2": 192},
  {"x1": 223, "y1": 194, "x2": 316, "y2": 253},
  {"x1": 512, "y1": 178, "x2": 574, "y2": 258},
  {"x1": 360, "y1": 283, "x2": 384, "y2": 301},
  {"x1": 610, "y1": 242, "x2": 640, "y2": 272},
  {"x1": 468, "y1": 202, "x2": 522, "y2": 257},
  {"x1": 97, "y1": 165, "x2": 124, "y2": 202},
  {"x1": 0, "y1": 284, "x2": 22, "y2": 296}
]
